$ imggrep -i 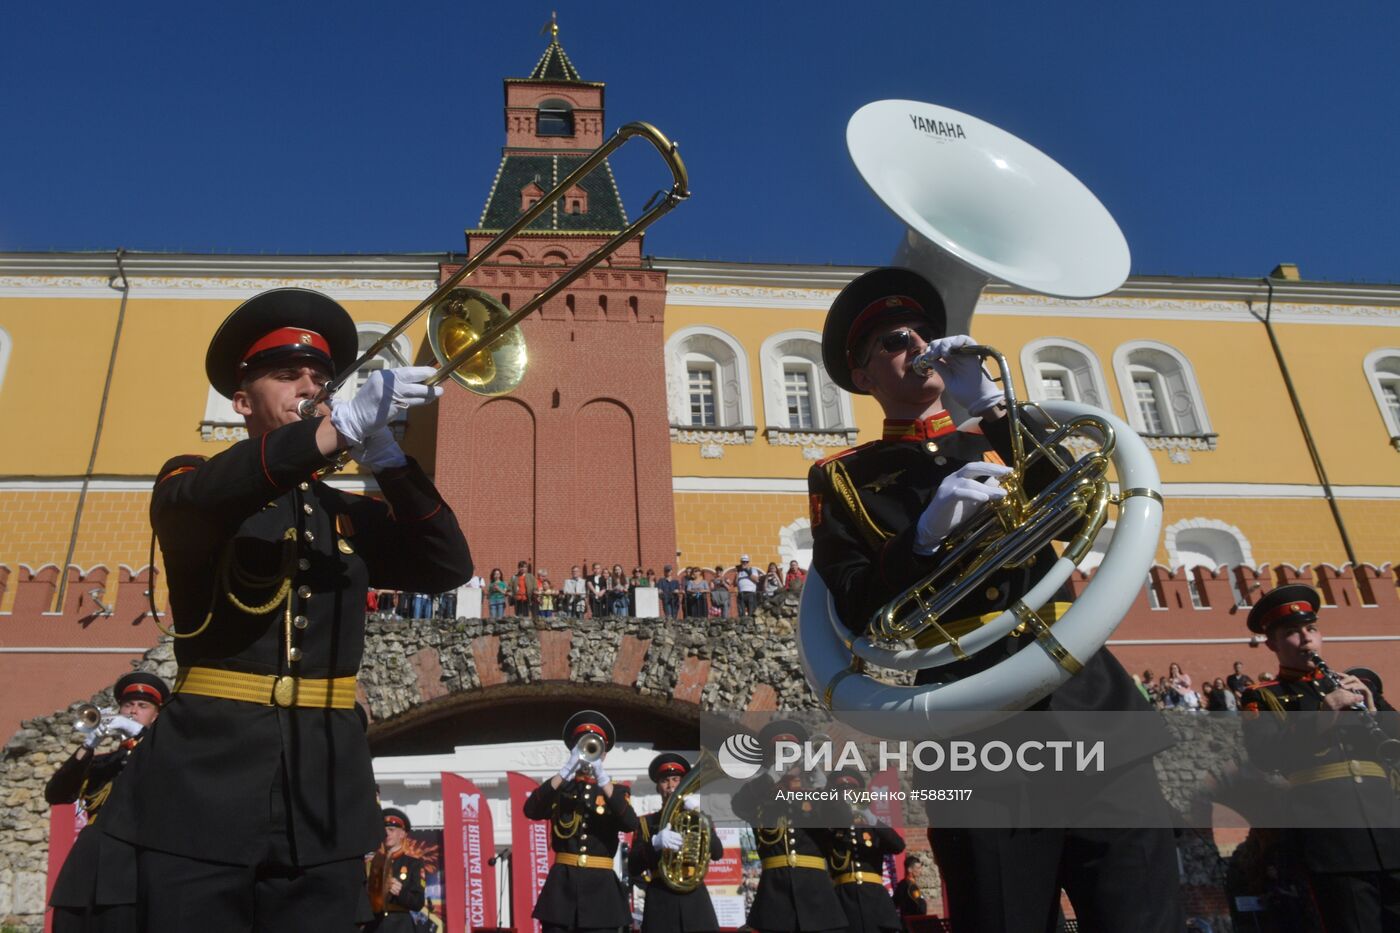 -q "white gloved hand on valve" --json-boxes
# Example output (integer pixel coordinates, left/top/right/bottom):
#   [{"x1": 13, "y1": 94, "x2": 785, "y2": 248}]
[
  {"x1": 919, "y1": 335, "x2": 1002, "y2": 417},
  {"x1": 682, "y1": 795, "x2": 702, "y2": 812},
  {"x1": 653, "y1": 828, "x2": 684, "y2": 852},
  {"x1": 592, "y1": 761, "x2": 611, "y2": 788},
  {"x1": 348, "y1": 428, "x2": 409, "y2": 472},
  {"x1": 914, "y1": 462, "x2": 1014, "y2": 555},
  {"x1": 105, "y1": 715, "x2": 145, "y2": 738},
  {"x1": 78, "y1": 720, "x2": 104, "y2": 749},
  {"x1": 558, "y1": 745, "x2": 583, "y2": 782},
  {"x1": 330, "y1": 367, "x2": 442, "y2": 447}
]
